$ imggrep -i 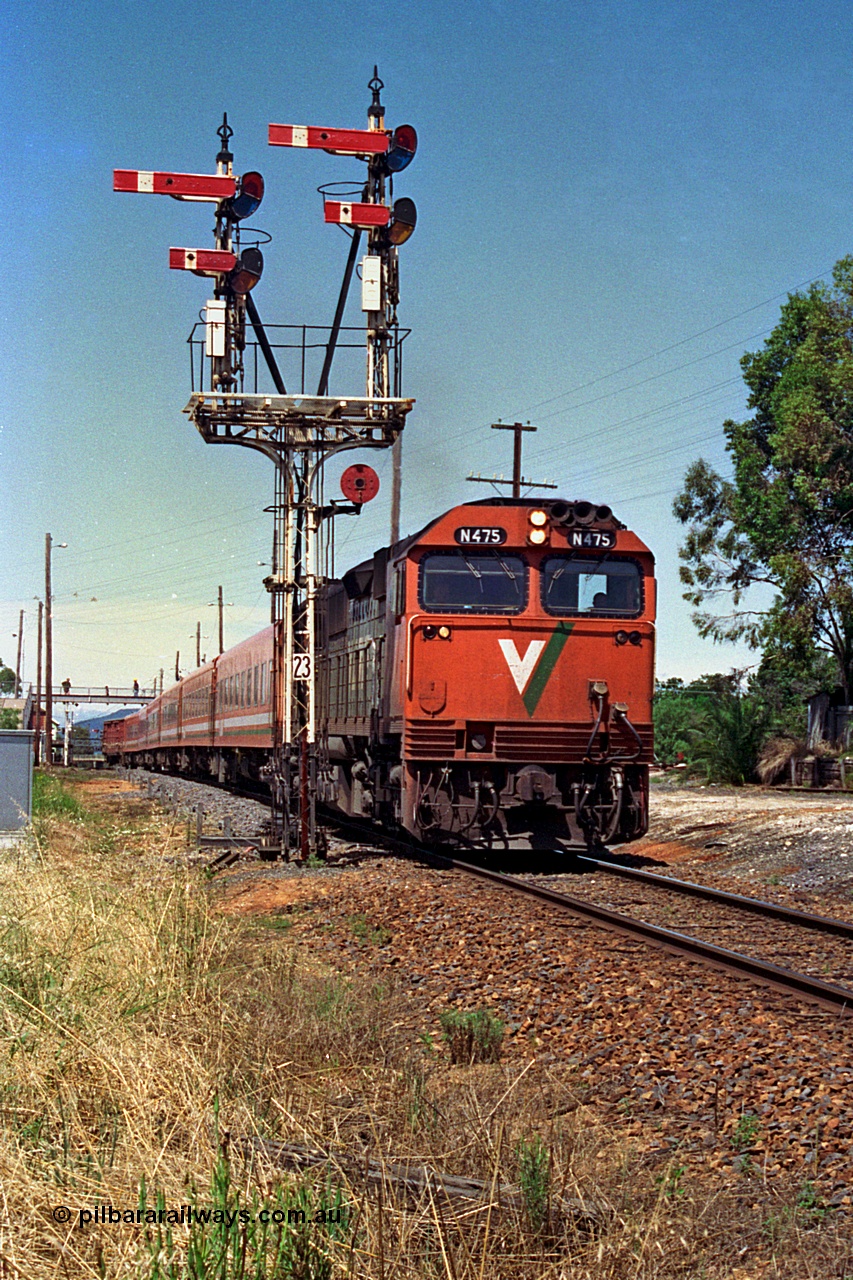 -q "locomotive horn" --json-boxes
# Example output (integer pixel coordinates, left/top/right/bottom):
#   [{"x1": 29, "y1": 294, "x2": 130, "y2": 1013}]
[
  {"x1": 549, "y1": 500, "x2": 573, "y2": 525},
  {"x1": 572, "y1": 501, "x2": 596, "y2": 525},
  {"x1": 595, "y1": 505, "x2": 613, "y2": 523}
]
